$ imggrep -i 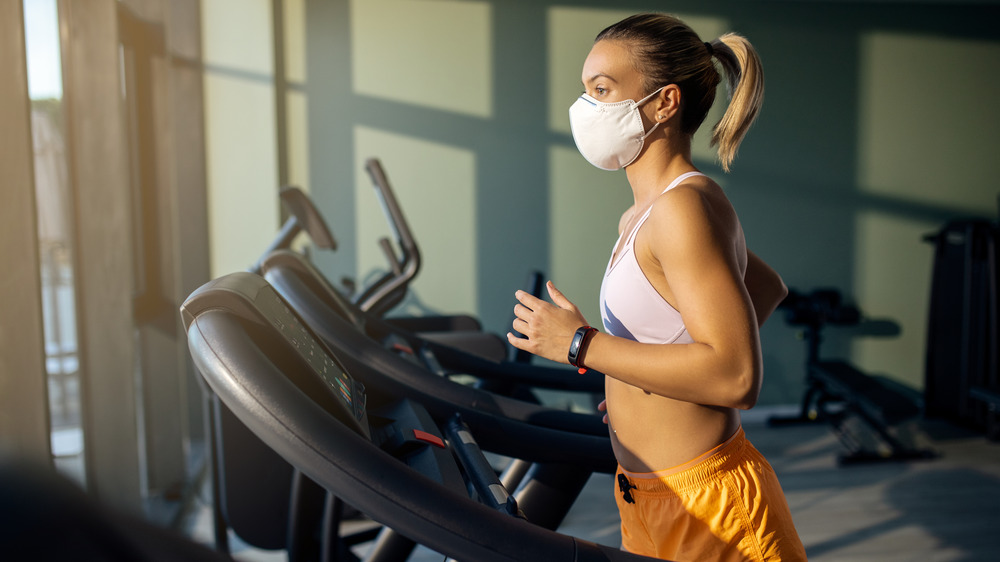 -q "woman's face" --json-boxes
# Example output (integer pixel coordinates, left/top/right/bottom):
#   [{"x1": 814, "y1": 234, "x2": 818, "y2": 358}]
[{"x1": 581, "y1": 40, "x2": 645, "y2": 104}]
